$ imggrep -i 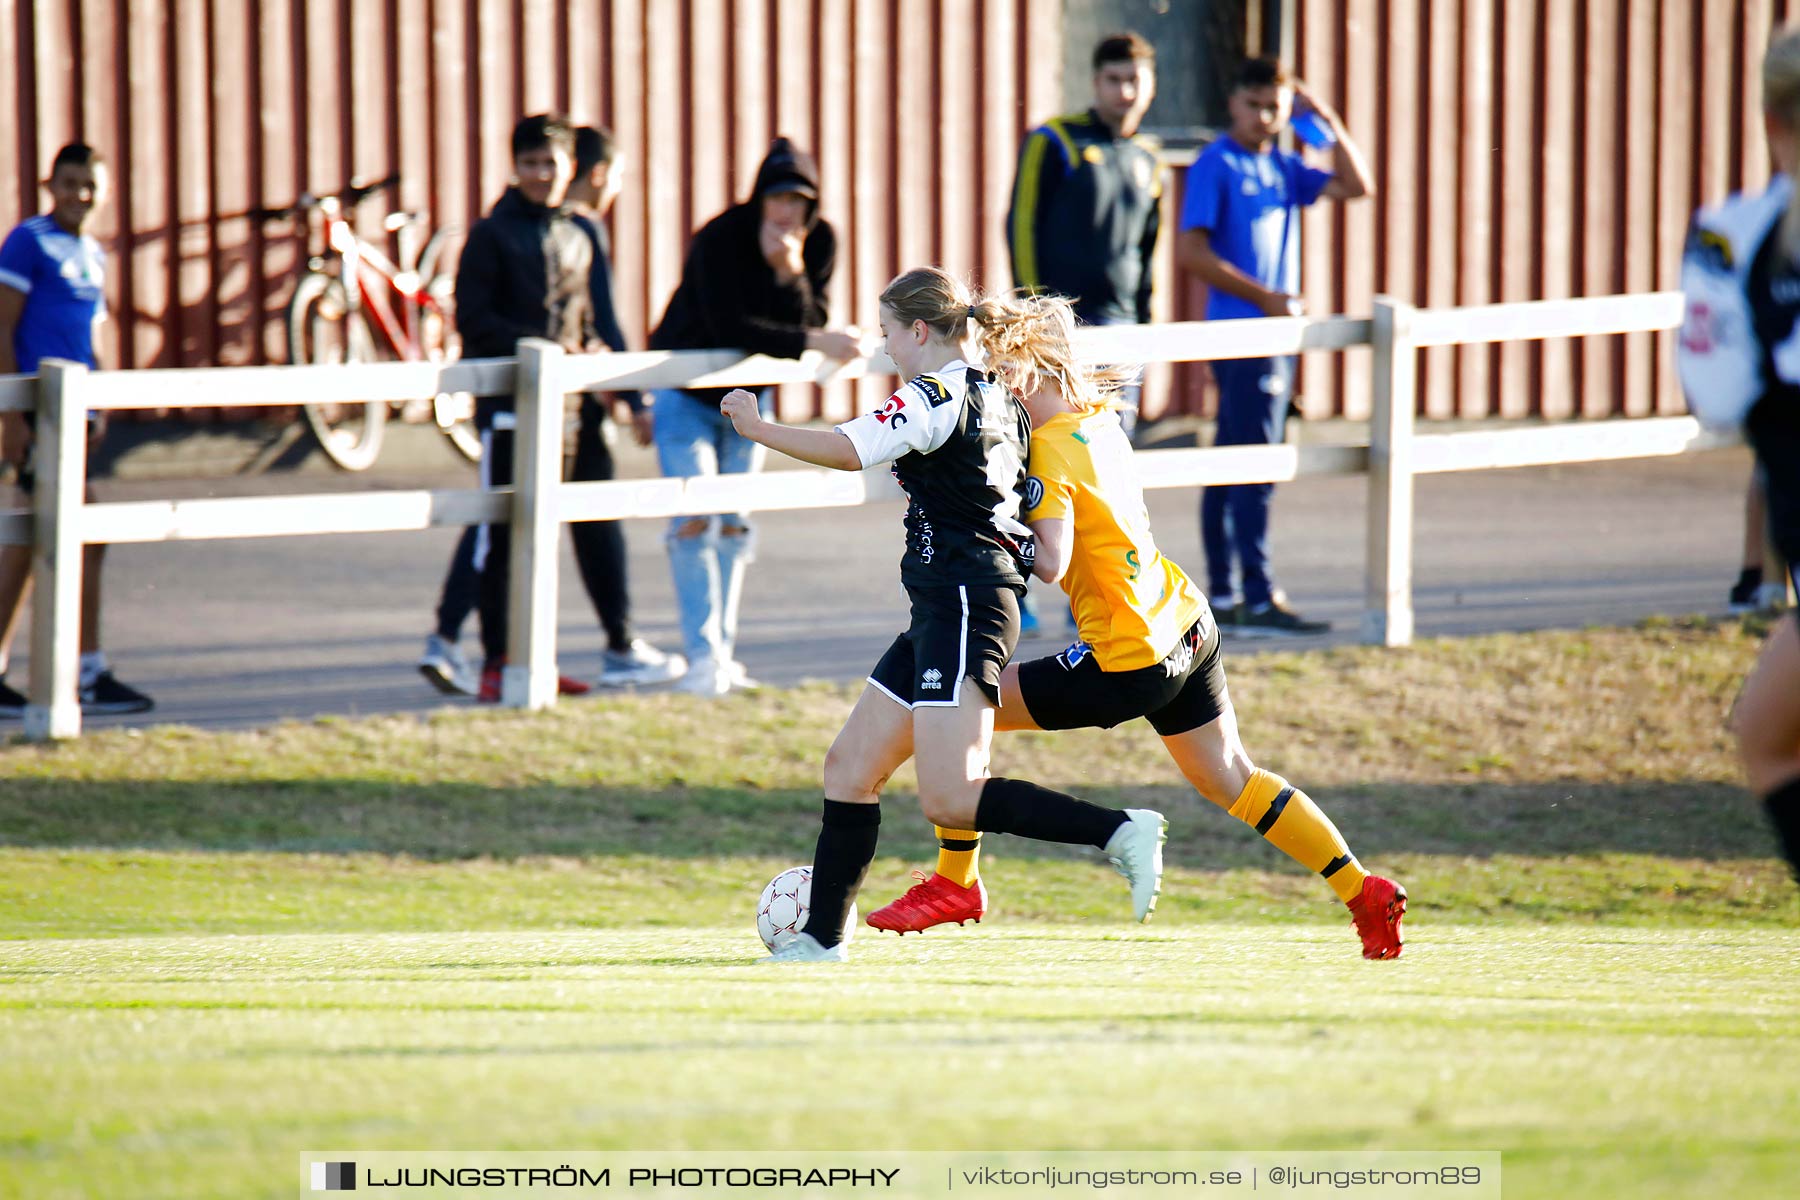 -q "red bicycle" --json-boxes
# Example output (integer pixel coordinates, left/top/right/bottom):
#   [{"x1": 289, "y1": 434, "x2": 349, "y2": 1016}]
[{"x1": 259, "y1": 176, "x2": 478, "y2": 470}]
